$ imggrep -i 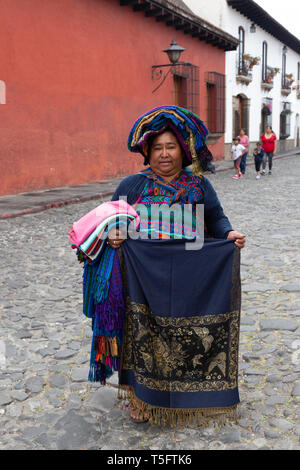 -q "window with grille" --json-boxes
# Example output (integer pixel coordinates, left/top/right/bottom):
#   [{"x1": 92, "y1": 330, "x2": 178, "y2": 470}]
[
  {"x1": 262, "y1": 41, "x2": 268, "y2": 82},
  {"x1": 172, "y1": 64, "x2": 199, "y2": 115},
  {"x1": 282, "y1": 51, "x2": 287, "y2": 88},
  {"x1": 174, "y1": 75, "x2": 187, "y2": 109},
  {"x1": 205, "y1": 72, "x2": 225, "y2": 134},
  {"x1": 261, "y1": 98, "x2": 272, "y2": 135},
  {"x1": 280, "y1": 102, "x2": 291, "y2": 139},
  {"x1": 238, "y1": 27, "x2": 245, "y2": 75}
]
